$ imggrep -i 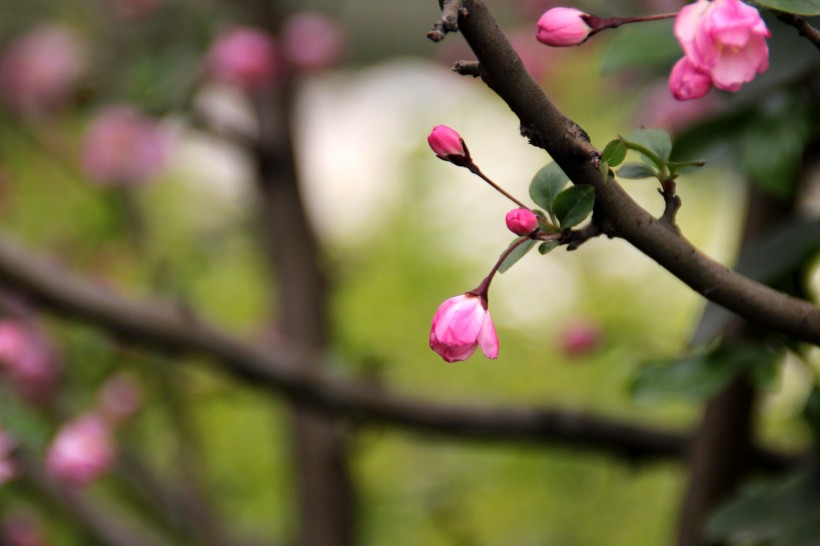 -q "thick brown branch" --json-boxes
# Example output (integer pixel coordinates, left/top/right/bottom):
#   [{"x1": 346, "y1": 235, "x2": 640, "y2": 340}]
[
  {"x1": 430, "y1": 0, "x2": 820, "y2": 345},
  {"x1": 0, "y1": 235, "x2": 798, "y2": 470},
  {"x1": 776, "y1": 12, "x2": 820, "y2": 51}
]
